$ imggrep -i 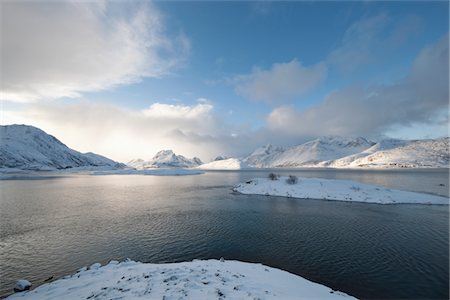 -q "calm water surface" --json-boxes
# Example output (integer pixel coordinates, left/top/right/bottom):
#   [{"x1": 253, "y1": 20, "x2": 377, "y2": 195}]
[{"x1": 0, "y1": 169, "x2": 448, "y2": 299}]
